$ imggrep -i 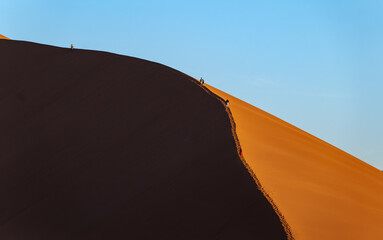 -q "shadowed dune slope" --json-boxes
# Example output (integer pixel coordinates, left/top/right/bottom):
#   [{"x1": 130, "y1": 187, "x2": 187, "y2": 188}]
[
  {"x1": 0, "y1": 34, "x2": 9, "y2": 39},
  {"x1": 207, "y1": 85, "x2": 383, "y2": 240},
  {"x1": 0, "y1": 40, "x2": 287, "y2": 240}
]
